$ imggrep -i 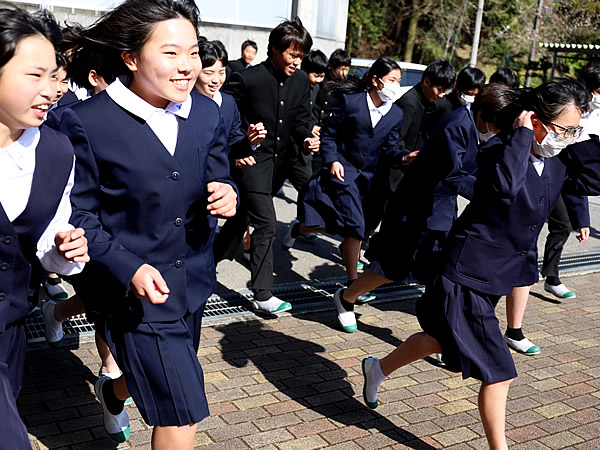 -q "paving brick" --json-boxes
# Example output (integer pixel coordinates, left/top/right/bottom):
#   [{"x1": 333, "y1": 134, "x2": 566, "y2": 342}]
[
  {"x1": 534, "y1": 402, "x2": 577, "y2": 419},
  {"x1": 539, "y1": 430, "x2": 585, "y2": 448},
  {"x1": 320, "y1": 425, "x2": 370, "y2": 445},
  {"x1": 276, "y1": 435, "x2": 328, "y2": 450},
  {"x1": 242, "y1": 428, "x2": 295, "y2": 447},
  {"x1": 207, "y1": 422, "x2": 259, "y2": 441},
  {"x1": 288, "y1": 419, "x2": 337, "y2": 438},
  {"x1": 432, "y1": 426, "x2": 479, "y2": 446}
]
